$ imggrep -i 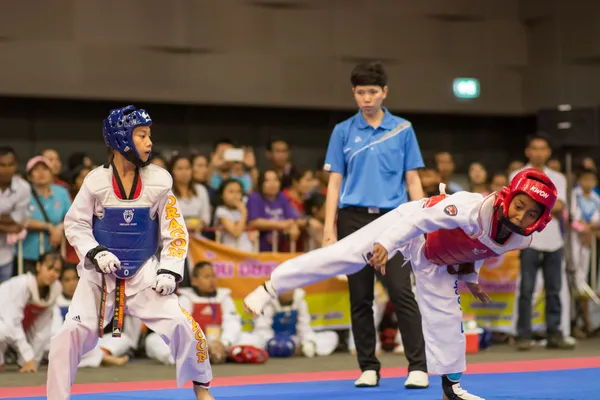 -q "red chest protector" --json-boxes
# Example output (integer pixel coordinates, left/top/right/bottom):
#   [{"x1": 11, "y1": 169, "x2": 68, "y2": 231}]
[
  {"x1": 22, "y1": 304, "x2": 47, "y2": 331},
  {"x1": 422, "y1": 195, "x2": 498, "y2": 266},
  {"x1": 191, "y1": 301, "x2": 223, "y2": 338}
]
